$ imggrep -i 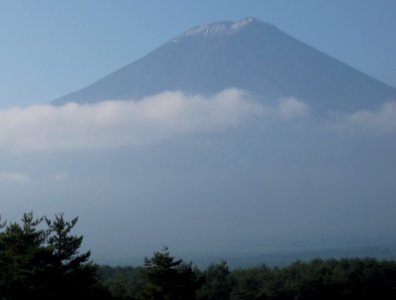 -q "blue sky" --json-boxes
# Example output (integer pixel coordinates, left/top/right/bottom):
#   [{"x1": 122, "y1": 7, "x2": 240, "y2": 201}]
[{"x1": 0, "y1": 0, "x2": 395, "y2": 107}]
